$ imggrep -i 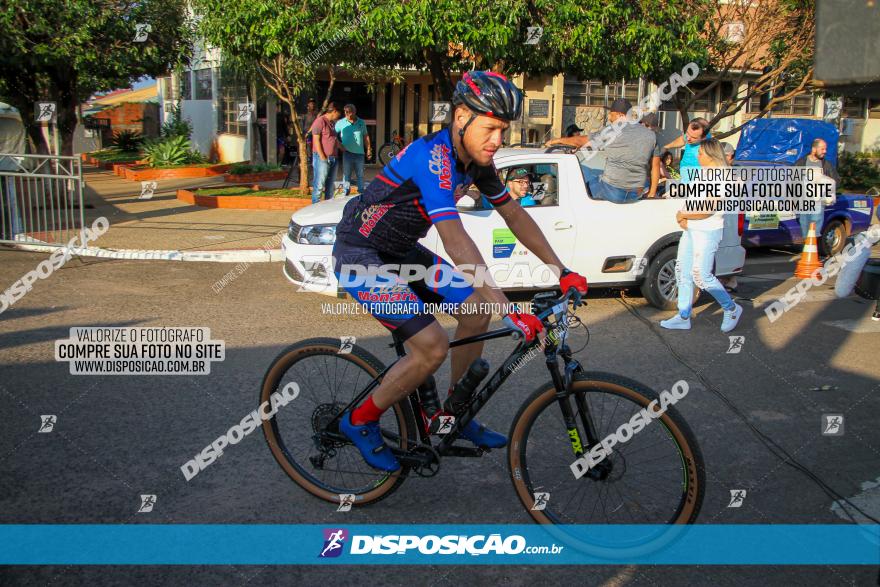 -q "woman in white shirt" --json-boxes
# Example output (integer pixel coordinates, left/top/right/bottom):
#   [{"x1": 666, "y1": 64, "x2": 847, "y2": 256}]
[{"x1": 661, "y1": 139, "x2": 743, "y2": 333}]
